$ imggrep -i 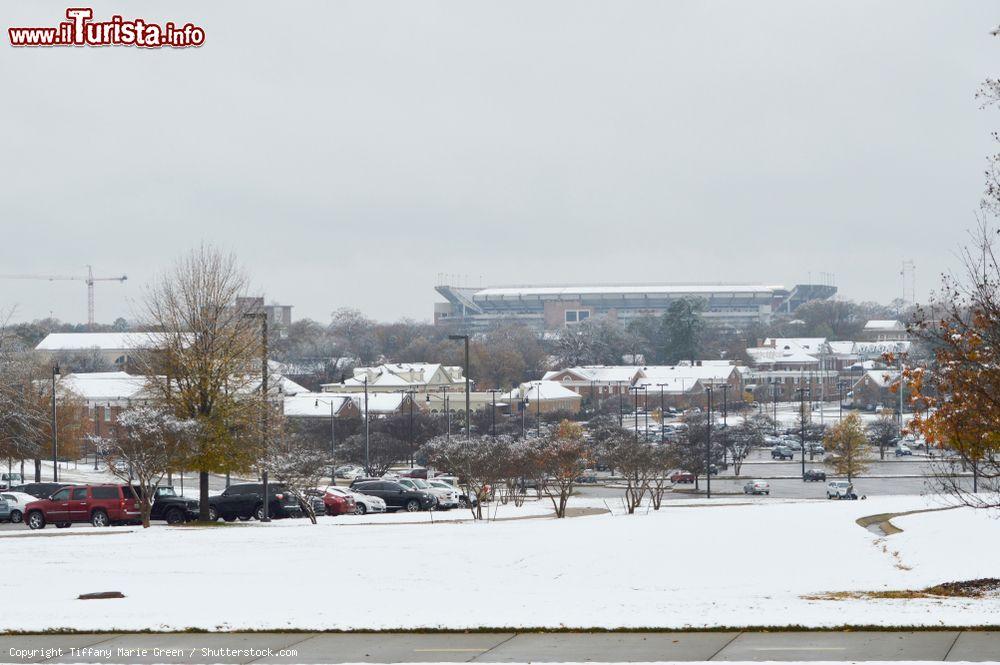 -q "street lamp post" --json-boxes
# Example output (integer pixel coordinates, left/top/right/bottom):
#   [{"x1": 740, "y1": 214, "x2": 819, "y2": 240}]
[
  {"x1": 51, "y1": 364, "x2": 59, "y2": 482},
  {"x1": 705, "y1": 386, "x2": 713, "y2": 499},
  {"x1": 243, "y1": 311, "x2": 270, "y2": 522},
  {"x1": 796, "y1": 386, "x2": 811, "y2": 480},
  {"x1": 656, "y1": 383, "x2": 667, "y2": 444},
  {"x1": 487, "y1": 388, "x2": 502, "y2": 436},
  {"x1": 447, "y1": 334, "x2": 471, "y2": 439},
  {"x1": 404, "y1": 389, "x2": 416, "y2": 466},
  {"x1": 719, "y1": 383, "x2": 730, "y2": 466},
  {"x1": 363, "y1": 375, "x2": 370, "y2": 471}
]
